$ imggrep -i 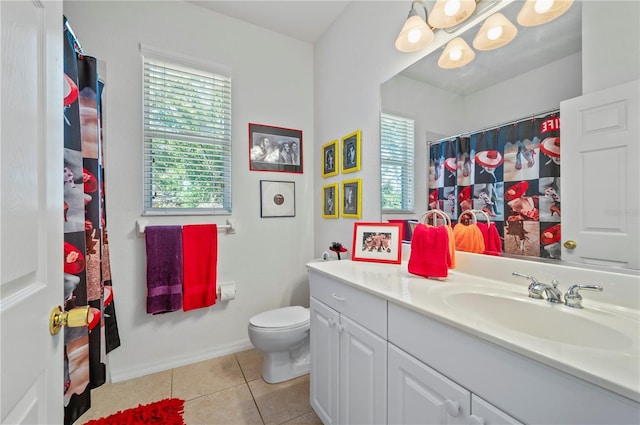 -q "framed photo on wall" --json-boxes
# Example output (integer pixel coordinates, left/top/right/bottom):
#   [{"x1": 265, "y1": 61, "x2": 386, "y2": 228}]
[
  {"x1": 260, "y1": 180, "x2": 296, "y2": 218},
  {"x1": 322, "y1": 183, "x2": 339, "y2": 219},
  {"x1": 352, "y1": 222, "x2": 403, "y2": 264},
  {"x1": 322, "y1": 139, "x2": 338, "y2": 178},
  {"x1": 341, "y1": 130, "x2": 361, "y2": 174},
  {"x1": 249, "y1": 123, "x2": 303, "y2": 173},
  {"x1": 341, "y1": 178, "x2": 362, "y2": 219}
]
